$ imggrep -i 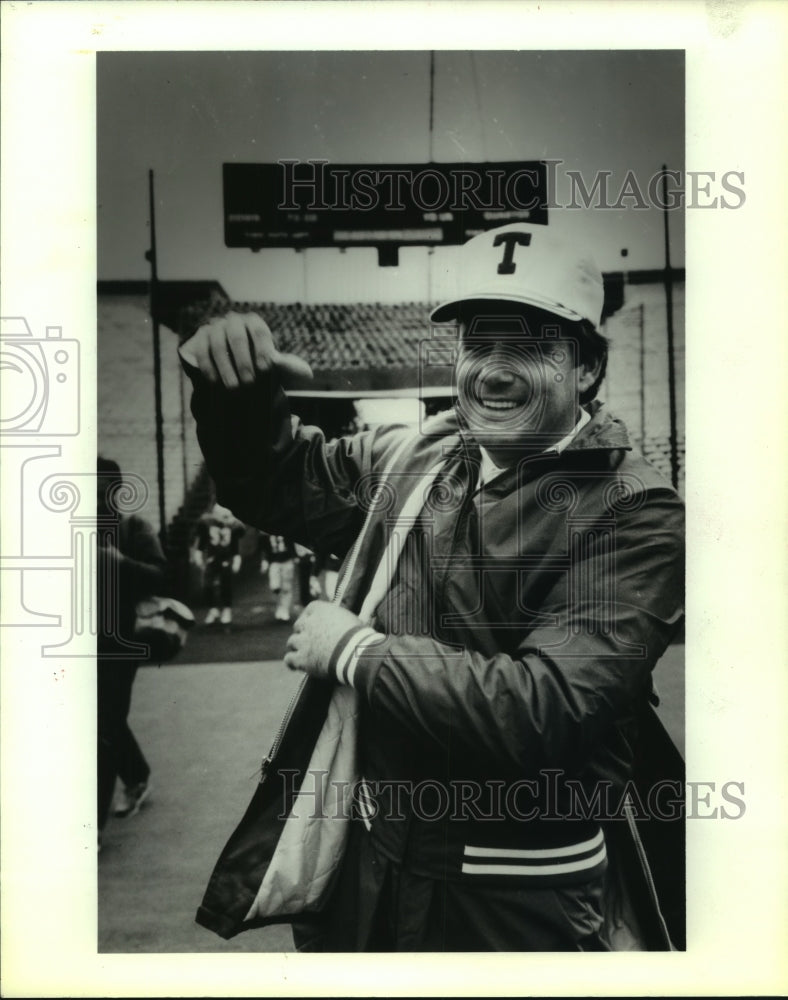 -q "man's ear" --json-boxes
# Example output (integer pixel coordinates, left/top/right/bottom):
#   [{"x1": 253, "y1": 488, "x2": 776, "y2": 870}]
[{"x1": 577, "y1": 357, "x2": 602, "y2": 394}]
